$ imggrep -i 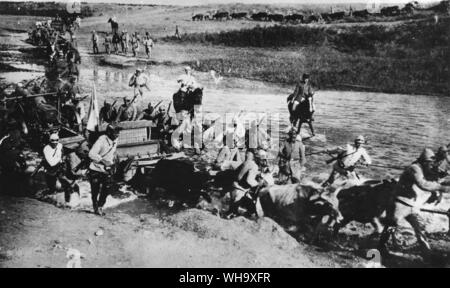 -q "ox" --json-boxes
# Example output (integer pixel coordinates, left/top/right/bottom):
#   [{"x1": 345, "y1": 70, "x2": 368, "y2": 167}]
[
  {"x1": 333, "y1": 179, "x2": 397, "y2": 235},
  {"x1": 146, "y1": 159, "x2": 212, "y2": 207},
  {"x1": 256, "y1": 183, "x2": 342, "y2": 241}
]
